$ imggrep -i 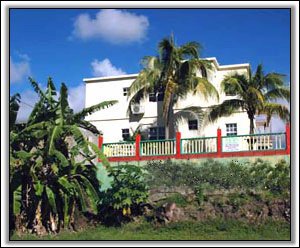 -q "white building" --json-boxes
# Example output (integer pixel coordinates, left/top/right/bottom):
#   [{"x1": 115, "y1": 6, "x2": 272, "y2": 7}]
[{"x1": 84, "y1": 57, "x2": 255, "y2": 143}]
